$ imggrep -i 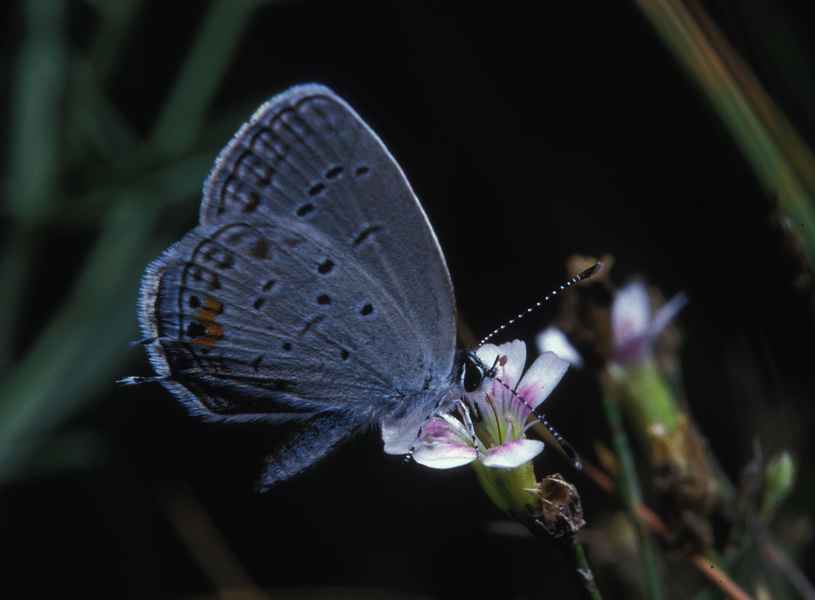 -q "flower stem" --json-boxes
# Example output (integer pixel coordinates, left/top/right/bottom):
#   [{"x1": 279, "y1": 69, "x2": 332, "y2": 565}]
[
  {"x1": 471, "y1": 460, "x2": 538, "y2": 519},
  {"x1": 561, "y1": 536, "x2": 604, "y2": 600},
  {"x1": 603, "y1": 393, "x2": 665, "y2": 600}
]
